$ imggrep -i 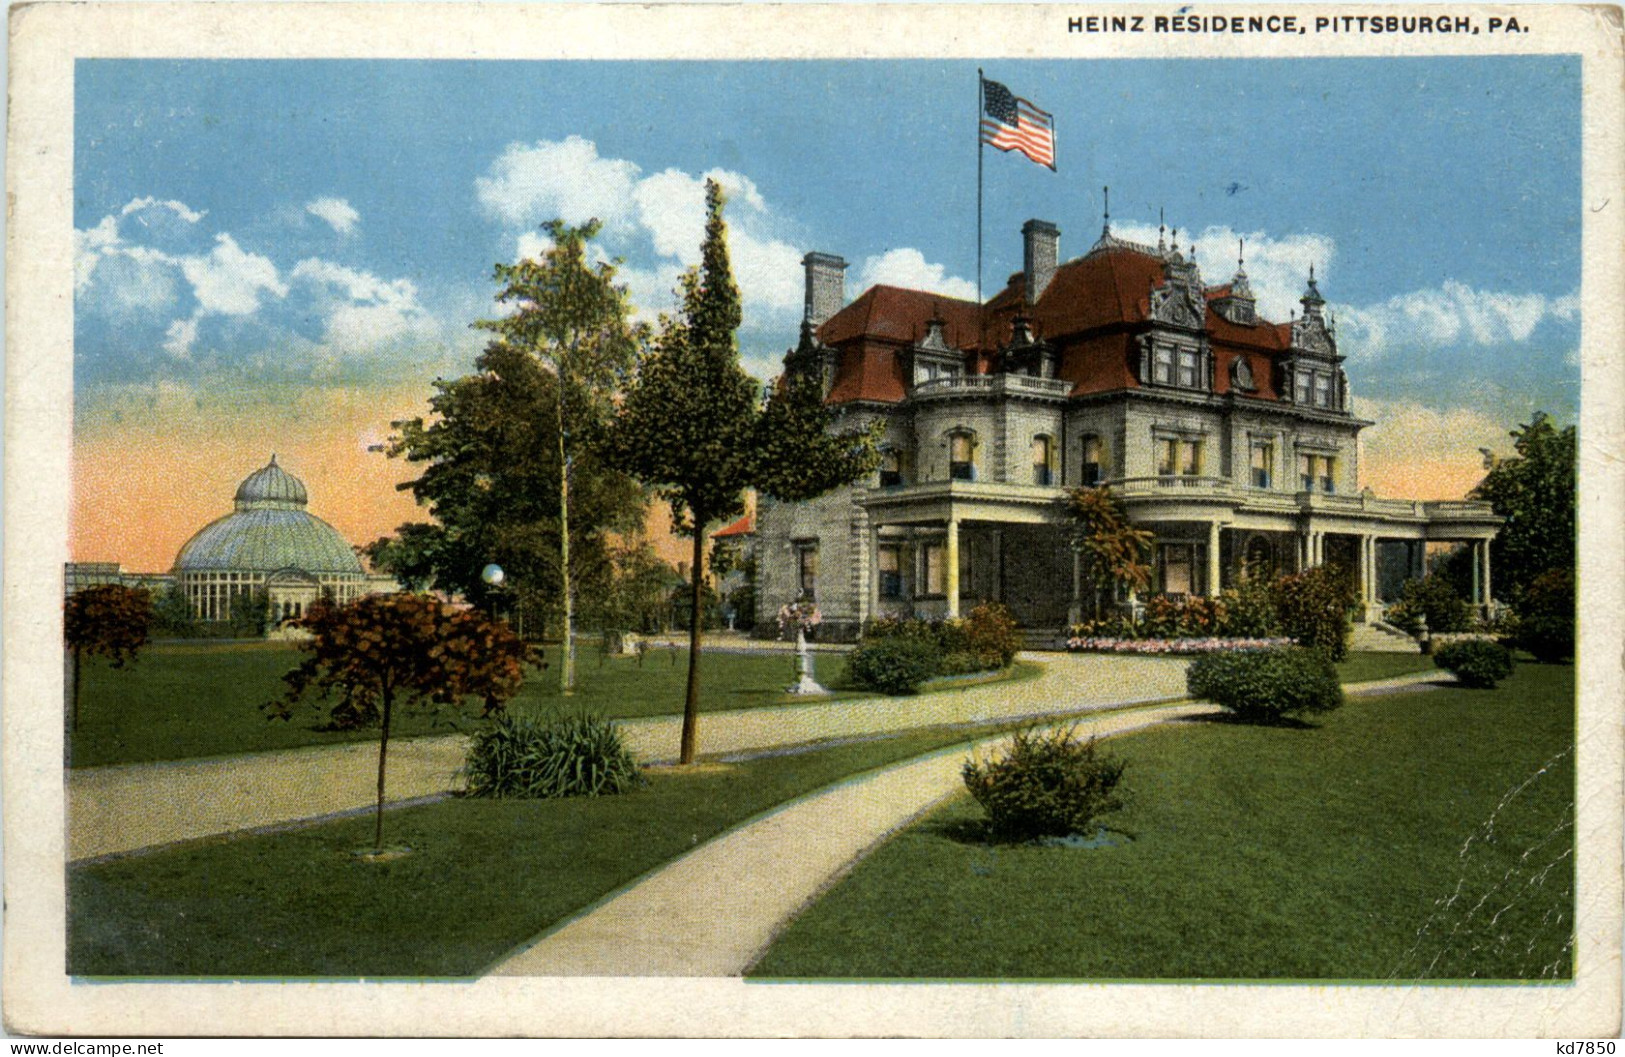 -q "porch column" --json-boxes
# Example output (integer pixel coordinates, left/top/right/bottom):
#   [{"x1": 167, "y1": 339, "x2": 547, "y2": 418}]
[
  {"x1": 1206, "y1": 521, "x2": 1222, "y2": 598},
  {"x1": 1069, "y1": 546, "x2": 1083, "y2": 626},
  {"x1": 1481, "y1": 539, "x2": 1494, "y2": 608},
  {"x1": 1470, "y1": 542, "x2": 1482, "y2": 605},
  {"x1": 868, "y1": 524, "x2": 882, "y2": 620},
  {"x1": 990, "y1": 528, "x2": 1003, "y2": 602},
  {"x1": 945, "y1": 516, "x2": 961, "y2": 618}
]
